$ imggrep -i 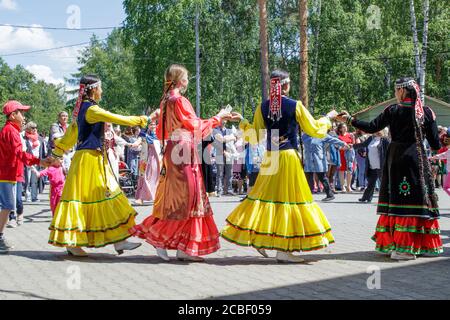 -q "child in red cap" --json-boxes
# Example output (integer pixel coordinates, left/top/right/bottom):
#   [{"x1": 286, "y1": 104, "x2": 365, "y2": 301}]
[{"x1": 0, "y1": 100, "x2": 49, "y2": 254}]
